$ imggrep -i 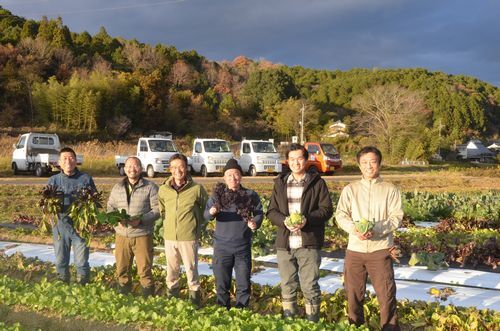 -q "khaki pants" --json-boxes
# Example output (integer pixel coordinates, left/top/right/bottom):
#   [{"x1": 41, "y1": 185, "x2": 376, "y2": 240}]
[
  {"x1": 277, "y1": 248, "x2": 321, "y2": 304},
  {"x1": 164, "y1": 240, "x2": 199, "y2": 291},
  {"x1": 115, "y1": 234, "x2": 153, "y2": 288},
  {"x1": 344, "y1": 249, "x2": 399, "y2": 330}
]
